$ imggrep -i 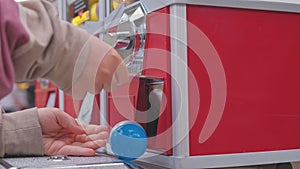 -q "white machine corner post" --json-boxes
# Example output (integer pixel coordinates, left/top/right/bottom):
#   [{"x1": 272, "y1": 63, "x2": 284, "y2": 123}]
[{"x1": 170, "y1": 4, "x2": 190, "y2": 157}]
